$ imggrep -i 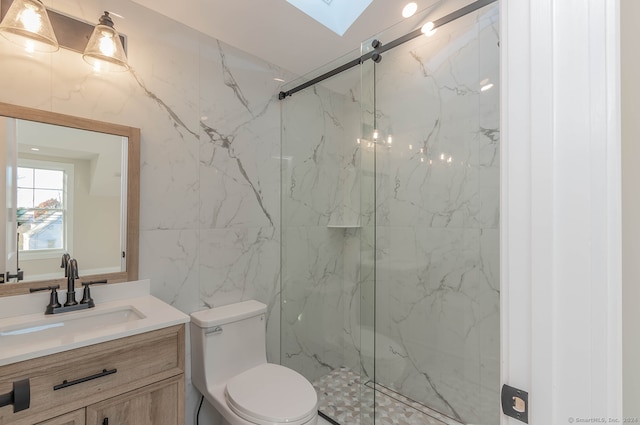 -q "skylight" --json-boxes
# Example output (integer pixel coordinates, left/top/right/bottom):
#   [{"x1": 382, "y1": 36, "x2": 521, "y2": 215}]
[{"x1": 286, "y1": 0, "x2": 374, "y2": 36}]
